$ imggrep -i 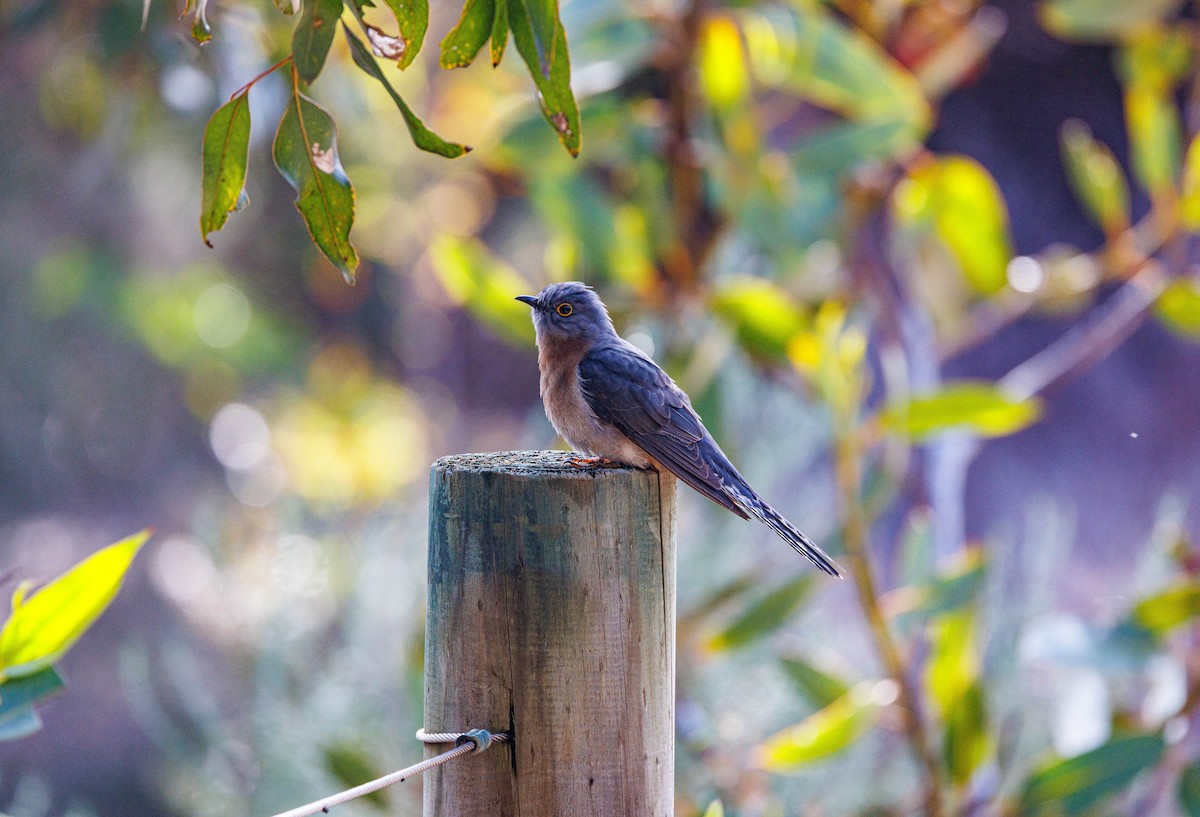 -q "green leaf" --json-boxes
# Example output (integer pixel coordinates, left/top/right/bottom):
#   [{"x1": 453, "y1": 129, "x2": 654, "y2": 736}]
[
  {"x1": 428, "y1": 235, "x2": 537, "y2": 346},
  {"x1": 702, "y1": 800, "x2": 724, "y2": 817},
  {"x1": 893, "y1": 156, "x2": 1012, "y2": 296},
  {"x1": 881, "y1": 381, "x2": 1040, "y2": 441},
  {"x1": 706, "y1": 575, "x2": 813, "y2": 652},
  {"x1": 0, "y1": 531, "x2": 149, "y2": 681},
  {"x1": 1039, "y1": 0, "x2": 1184, "y2": 42},
  {"x1": 0, "y1": 667, "x2": 65, "y2": 741},
  {"x1": 711, "y1": 277, "x2": 808, "y2": 361},
  {"x1": 1019, "y1": 734, "x2": 1164, "y2": 817},
  {"x1": 1156, "y1": 278, "x2": 1200, "y2": 339},
  {"x1": 1060, "y1": 119, "x2": 1130, "y2": 236},
  {"x1": 378, "y1": 0, "x2": 428, "y2": 69},
  {"x1": 759, "y1": 688, "x2": 876, "y2": 770},
  {"x1": 517, "y1": 0, "x2": 558, "y2": 78},
  {"x1": 1124, "y1": 85, "x2": 1182, "y2": 201},
  {"x1": 748, "y1": 3, "x2": 928, "y2": 127},
  {"x1": 1181, "y1": 136, "x2": 1200, "y2": 230},
  {"x1": 440, "y1": 0, "x2": 495, "y2": 69},
  {"x1": 324, "y1": 743, "x2": 388, "y2": 807},
  {"x1": 292, "y1": 0, "x2": 343, "y2": 85},
  {"x1": 343, "y1": 27, "x2": 471, "y2": 158},
  {"x1": 778, "y1": 655, "x2": 851, "y2": 709},
  {"x1": 508, "y1": 0, "x2": 579, "y2": 156},
  {"x1": 490, "y1": 0, "x2": 508, "y2": 66},
  {"x1": 1179, "y1": 763, "x2": 1200, "y2": 817},
  {"x1": 944, "y1": 682, "x2": 991, "y2": 785},
  {"x1": 1132, "y1": 581, "x2": 1200, "y2": 634},
  {"x1": 272, "y1": 88, "x2": 359, "y2": 283},
  {"x1": 926, "y1": 609, "x2": 978, "y2": 716},
  {"x1": 200, "y1": 91, "x2": 252, "y2": 247},
  {"x1": 889, "y1": 547, "x2": 987, "y2": 624}
]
